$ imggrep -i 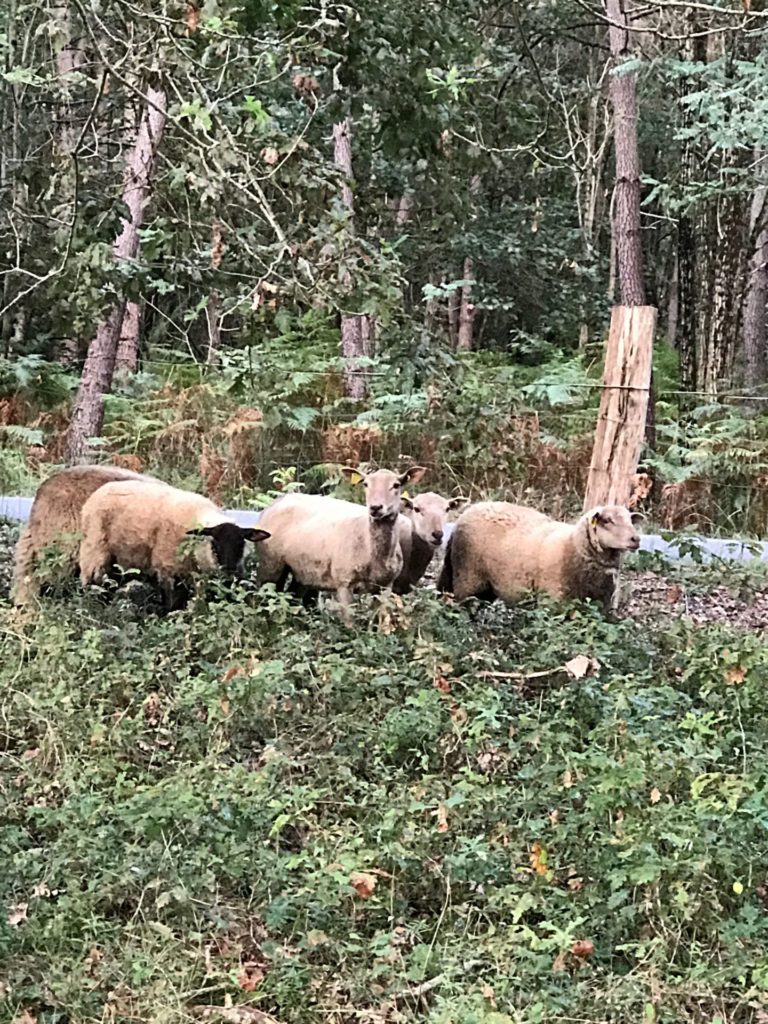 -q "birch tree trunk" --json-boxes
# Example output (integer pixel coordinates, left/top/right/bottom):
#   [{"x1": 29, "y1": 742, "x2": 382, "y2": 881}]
[
  {"x1": 333, "y1": 116, "x2": 368, "y2": 400},
  {"x1": 743, "y1": 150, "x2": 768, "y2": 391},
  {"x1": 457, "y1": 257, "x2": 475, "y2": 351},
  {"x1": 67, "y1": 82, "x2": 167, "y2": 462}
]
